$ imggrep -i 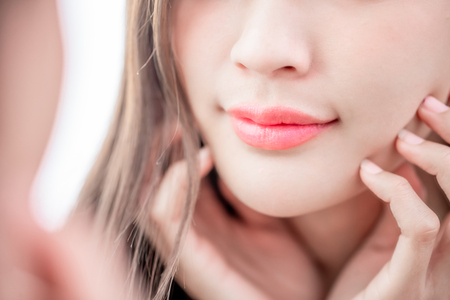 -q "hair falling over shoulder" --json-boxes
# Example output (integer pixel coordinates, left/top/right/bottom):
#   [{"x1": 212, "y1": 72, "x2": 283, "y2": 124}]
[{"x1": 75, "y1": 0, "x2": 200, "y2": 299}]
